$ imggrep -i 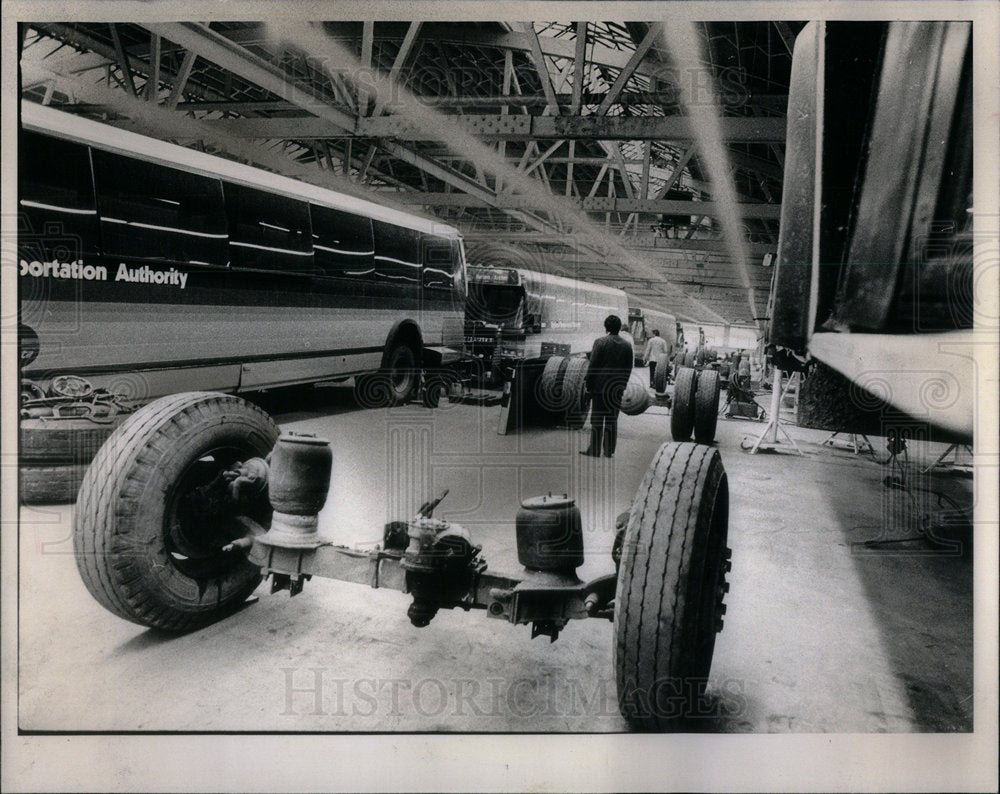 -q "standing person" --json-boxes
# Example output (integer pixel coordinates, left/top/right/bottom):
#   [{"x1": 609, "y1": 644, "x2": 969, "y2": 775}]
[
  {"x1": 642, "y1": 328, "x2": 669, "y2": 385},
  {"x1": 581, "y1": 315, "x2": 634, "y2": 458}
]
